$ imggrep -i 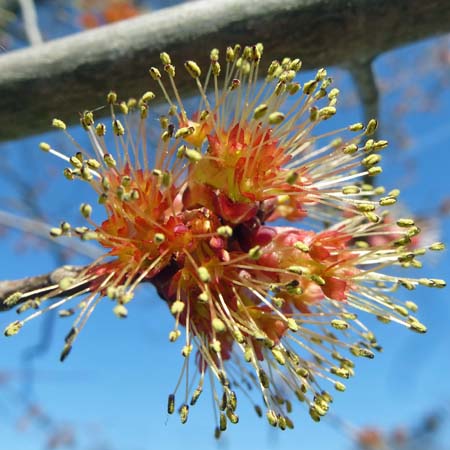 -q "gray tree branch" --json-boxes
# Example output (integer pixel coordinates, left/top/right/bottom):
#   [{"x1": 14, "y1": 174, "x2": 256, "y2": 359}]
[
  {"x1": 0, "y1": 0, "x2": 449, "y2": 142},
  {"x1": 0, "y1": 265, "x2": 85, "y2": 311}
]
